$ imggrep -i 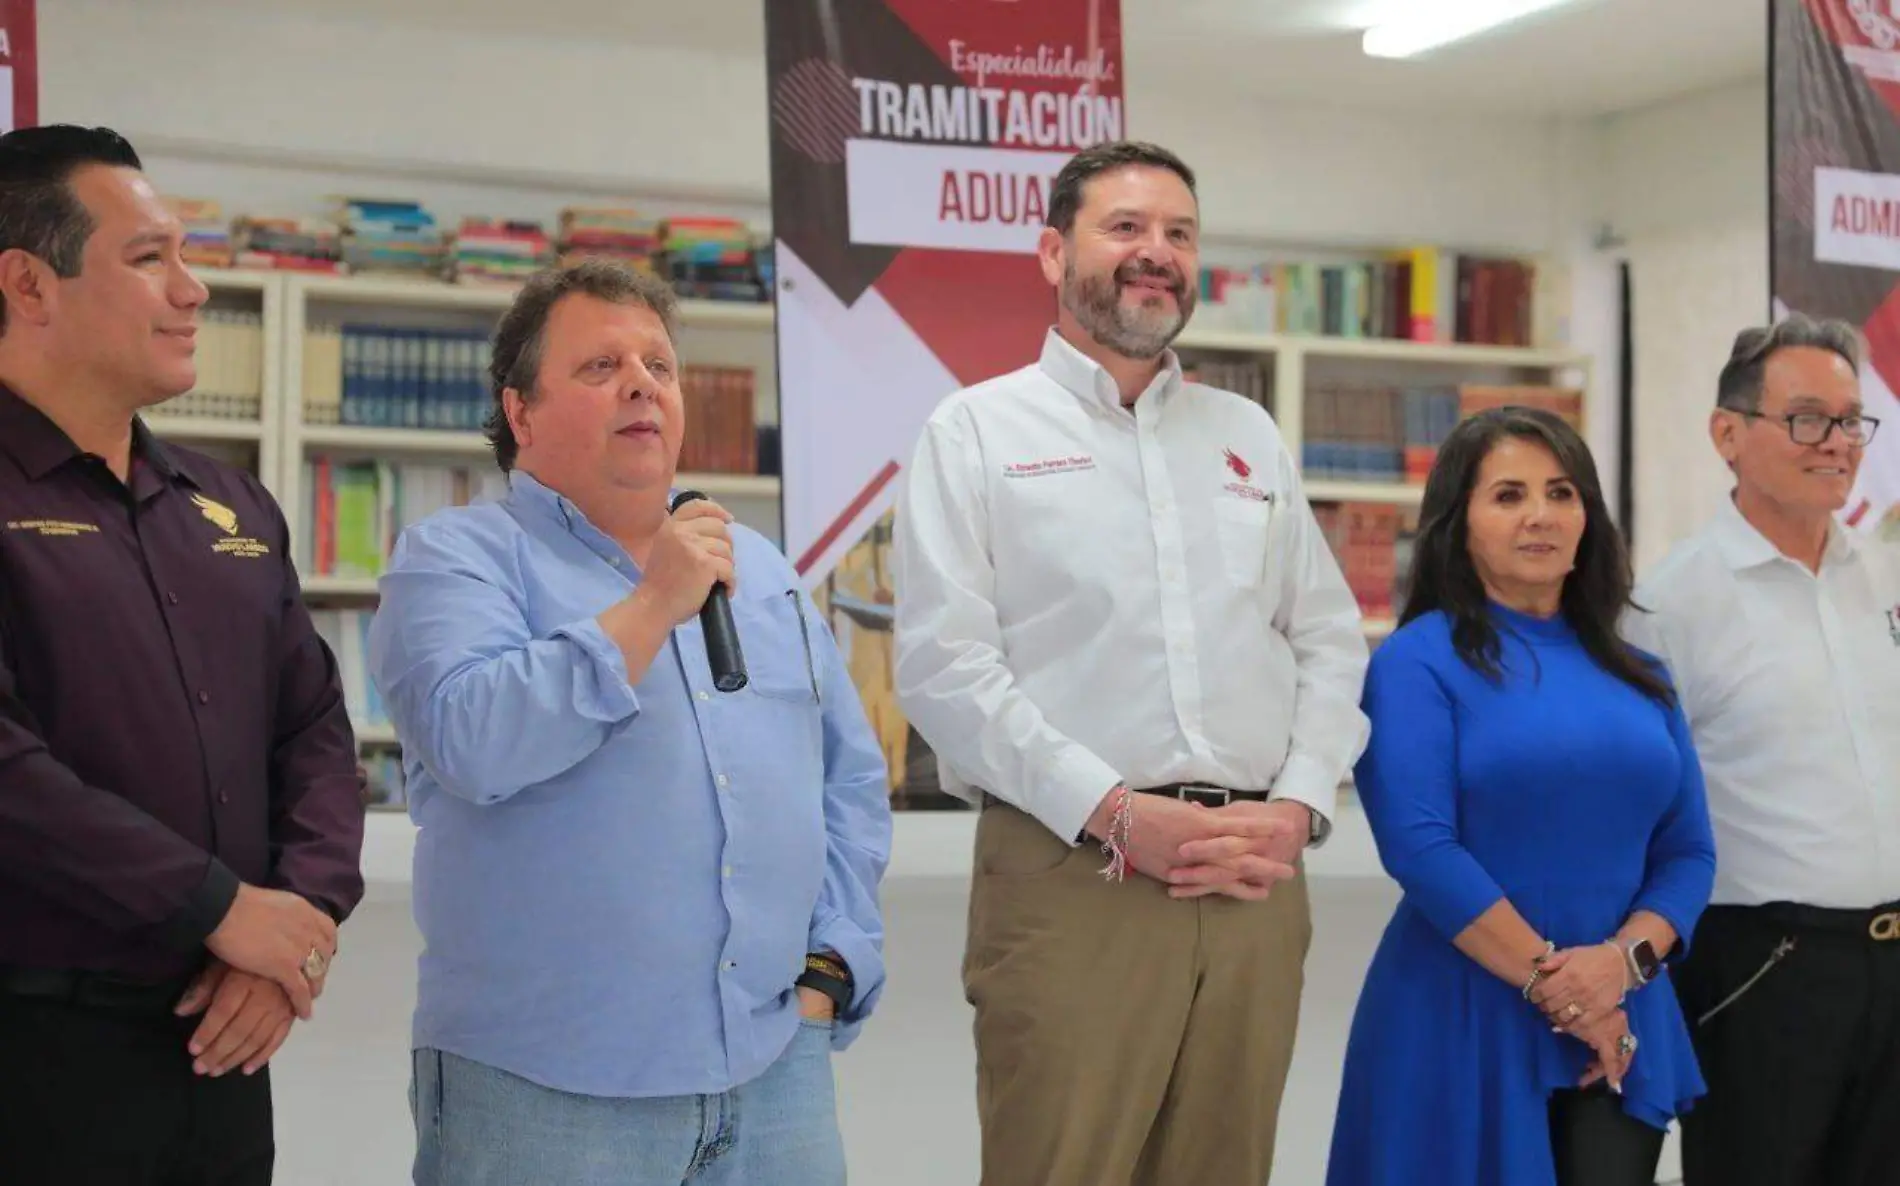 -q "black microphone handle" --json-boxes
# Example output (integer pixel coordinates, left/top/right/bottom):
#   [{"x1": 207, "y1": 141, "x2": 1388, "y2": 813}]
[{"x1": 669, "y1": 489, "x2": 749, "y2": 693}]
